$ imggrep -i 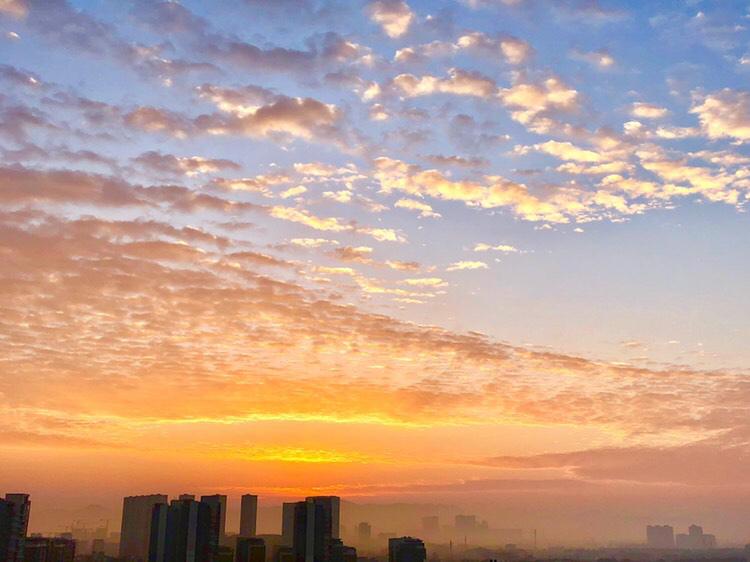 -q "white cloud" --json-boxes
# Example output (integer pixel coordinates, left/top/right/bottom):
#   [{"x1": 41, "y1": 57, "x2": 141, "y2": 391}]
[
  {"x1": 279, "y1": 186, "x2": 307, "y2": 199},
  {"x1": 690, "y1": 89, "x2": 750, "y2": 141},
  {"x1": 631, "y1": 102, "x2": 669, "y2": 119},
  {"x1": 394, "y1": 198, "x2": 441, "y2": 218},
  {"x1": 447, "y1": 261, "x2": 488, "y2": 271},
  {"x1": 368, "y1": 0, "x2": 416, "y2": 38},
  {"x1": 473, "y1": 243, "x2": 522, "y2": 253}
]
